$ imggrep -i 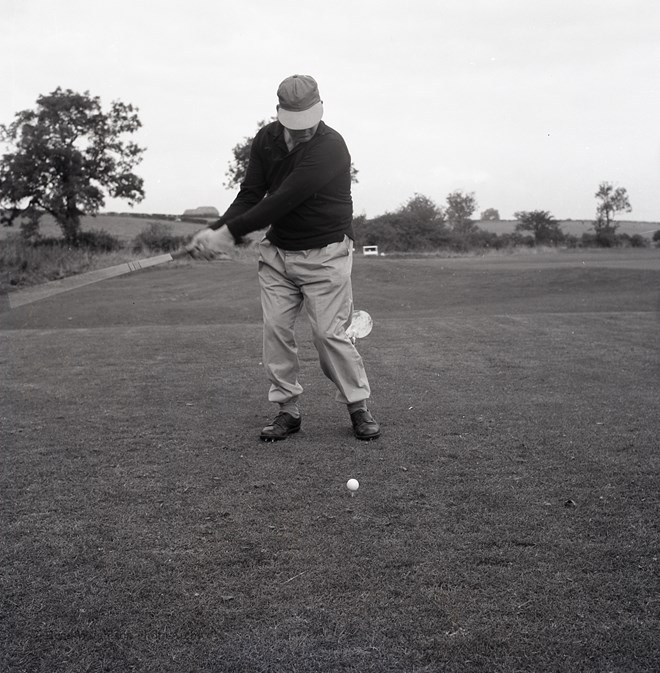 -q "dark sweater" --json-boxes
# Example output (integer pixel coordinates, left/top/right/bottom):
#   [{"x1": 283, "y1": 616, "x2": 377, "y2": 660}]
[{"x1": 211, "y1": 121, "x2": 354, "y2": 250}]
